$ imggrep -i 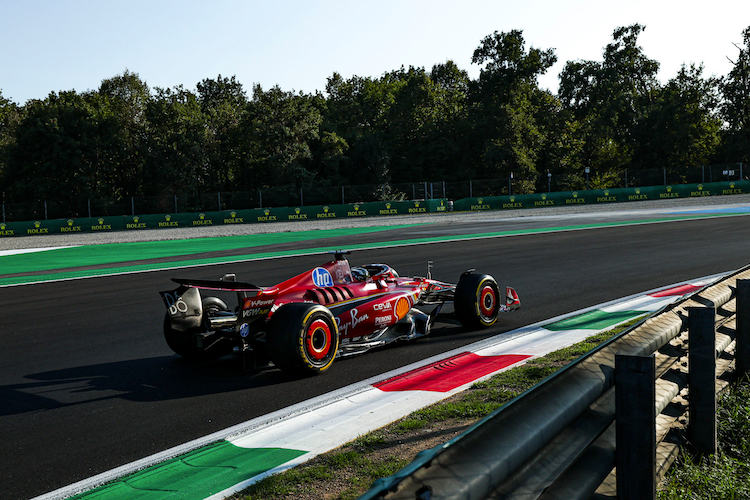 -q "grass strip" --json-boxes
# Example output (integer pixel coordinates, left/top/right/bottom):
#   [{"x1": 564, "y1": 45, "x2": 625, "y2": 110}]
[
  {"x1": 658, "y1": 378, "x2": 750, "y2": 499},
  {"x1": 232, "y1": 319, "x2": 644, "y2": 500}
]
